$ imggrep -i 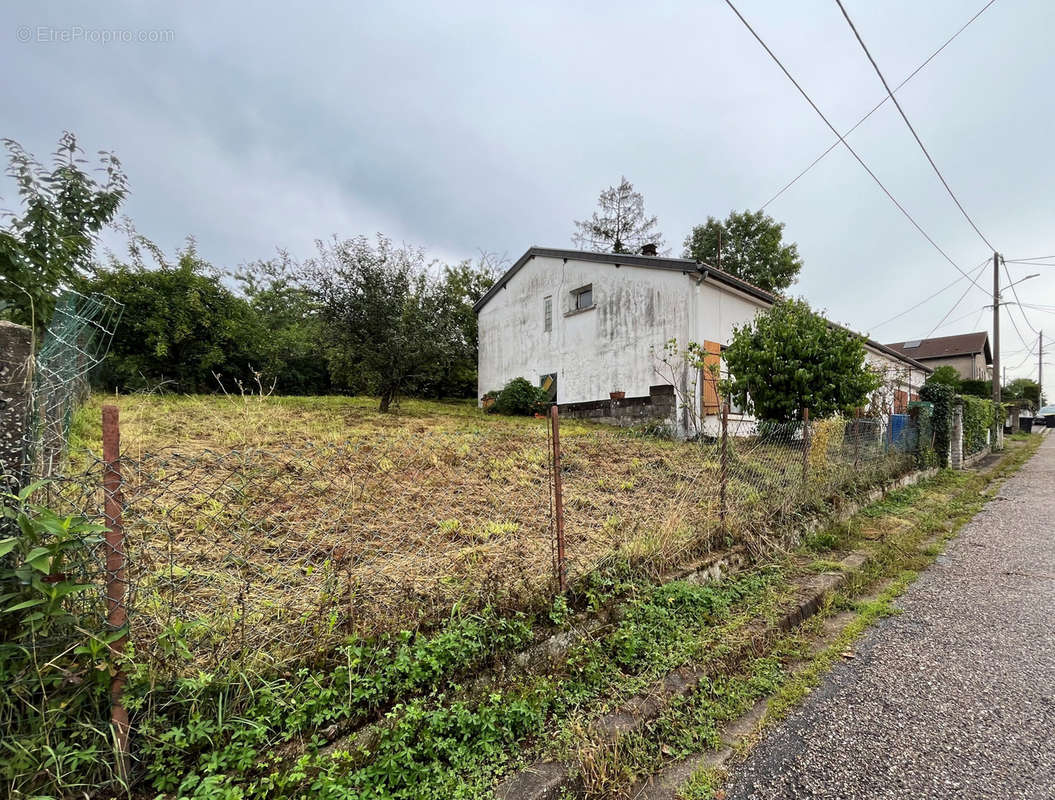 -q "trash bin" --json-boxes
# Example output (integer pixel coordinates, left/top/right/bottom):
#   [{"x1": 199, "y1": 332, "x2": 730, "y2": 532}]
[{"x1": 1021, "y1": 417, "x2": 1034, "y2": 434}]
